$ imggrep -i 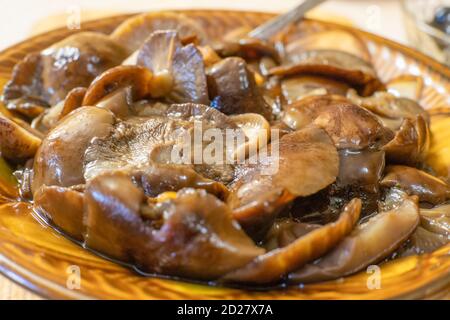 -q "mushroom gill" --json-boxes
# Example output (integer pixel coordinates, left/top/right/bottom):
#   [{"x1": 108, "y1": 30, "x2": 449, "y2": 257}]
[
  {"x1": 228, "y1": 126, "x2": 339, "y2": 240},
  {"x1": 136, "y1": 30, "x2": 209, "y2": 104},
  {"x1": 32, "y1": 106, "x2": 115, "y2": 194}
]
